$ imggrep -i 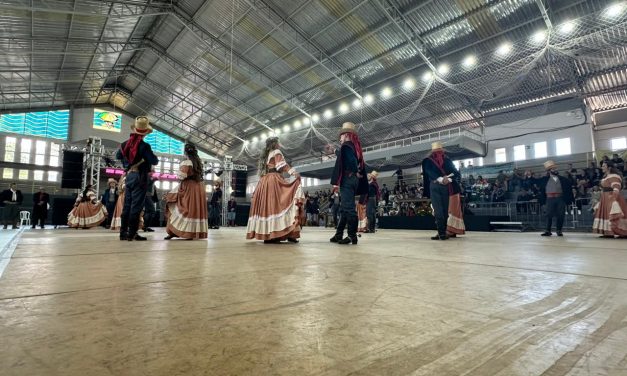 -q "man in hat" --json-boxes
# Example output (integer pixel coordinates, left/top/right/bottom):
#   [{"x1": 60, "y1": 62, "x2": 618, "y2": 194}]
[
  {"x1": 208, "y1": 179, "x2": 223, "y2": 229},
  {"x1": 101, "y1": 178, "x2": 118, "y2": 228},
  {"x1": 142, "y1": 171, "x2": 158, "y2": 232},
  {"x1": 1, "y1": 183, "x2": 23, "y2": 229},
  {"x1": 422, "y1": 142, "x2": 460, "y2": 240},
  {"x1": 31, "y1": 186, "x2": 50, "y2": 229},
  {"x1": 116, "y1": 116, "x2": 159, "y2": 241},
  {"x1": 366, "y1": 171, "x2": 380, "y2": 233},
  {"x1": 330, "y1": 122, "x2": 368, "y2": 245},
  {"x1": 538, "y1": 160, "x2": 573, "y2": 237}
]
